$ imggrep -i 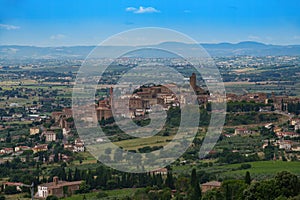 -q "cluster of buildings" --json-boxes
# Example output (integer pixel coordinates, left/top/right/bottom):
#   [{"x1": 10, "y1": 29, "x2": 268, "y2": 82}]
[
  {"x1": 36, "y1": 176, "x2": 82, "y2": 199},
  {"x1": 64, "y1": 138, "x2": 85, "y2": 153},
  {"x1": 51, "y1": 108, "x2": 74, "y2": 131},
  {"x1": 3, "y1": 177, "x2": 82, "y2": 199},
  {"x1": 226, "y1": 93, "x2": 268, "y2": 104},
  {"x1": 0, "y1": 141, "x2": 83, "y2": 164},
  {"x1": 226, "y1": 92, "x2": 300, "y2": 113},
  {"x1": 0, "y1": 125, "x2": 84, "y2": 162},
  {"x1": 3, "y1": 176, "x2": 222, "y2": 199},
  {"x1": 0, "y1": 141, "x2": 80, "y2": 157},
  {"x1": 262, "y1": 122, "x2": 300, "y2": 153},
  {"x1": 0, "y1": 106, "x2": 84, "y2": 163},
  {"x1": 231, "y1": 120, "x2": 300, "y2": 153},
  {"x1": 0, "y1": 104, "x2": 49, "y2": 124},
  {"x1": 95, "y1": 73, "x2": 209, "y2": 121},
  {"x1": 225, "y1": 120, "x2": 300, "y2": 157},
  {"x1": 30, "y1": 128, "x2": 85, "y2": 153},
  {"x1": 291, "y1": 118, "x2": 300, "y2": 131},
  {"x1": 0, "y1": 145, "x2": 31, "y2": 156},
  {"x1": 262, "y1": 139, "x2": 300, "y2": 152},
  {"x1": 96, "y1": 85, "x2": 181, "y2": 120}
]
